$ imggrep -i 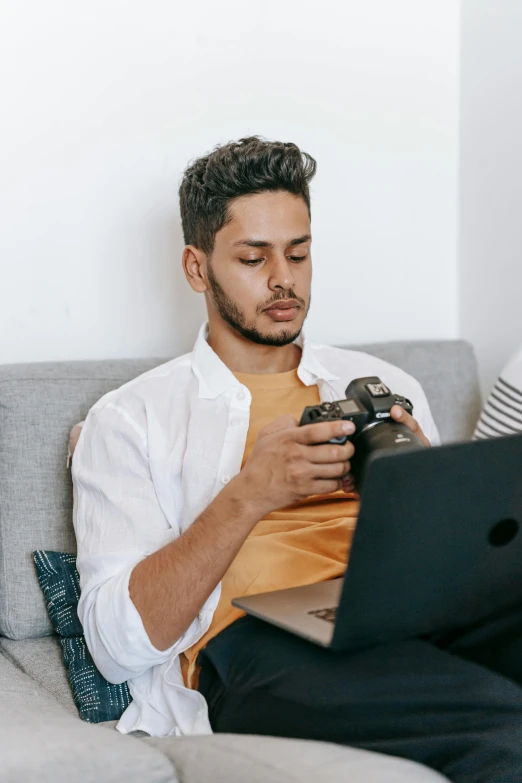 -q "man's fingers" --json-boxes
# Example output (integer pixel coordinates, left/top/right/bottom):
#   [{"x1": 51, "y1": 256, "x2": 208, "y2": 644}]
[
  {"x1": 342, "y1": 474, "x2": 356, "y2": 493},
  {"x1": 391, "y1": 405, "x2": 431, "y2": 447},
  {"x1": 308, "y1": 442, "x2": 355, "y2": 463},
  {"x1": 391, "y1": 405, "x2": 419, "y2": 430},
  {"x1": 313, "y1": 461, "x2": 351, "y2": 480},
  {"x1": 312, "y1": 479, "x2": 344, "y2": 495},
  {"x1": 295, "y1": 420, "x2": 355, "y2": 445}
]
